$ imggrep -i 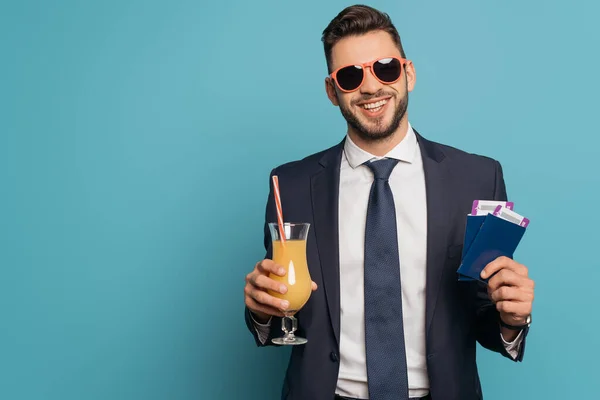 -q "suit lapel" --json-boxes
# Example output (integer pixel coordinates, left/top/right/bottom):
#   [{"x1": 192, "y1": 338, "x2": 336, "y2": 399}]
[
  {"x1": 415, "y1": 131, "x2": 451, "y2": 336},
  {"x1": 310, "y1": 141, "x2": 344, "y2": 346}
]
